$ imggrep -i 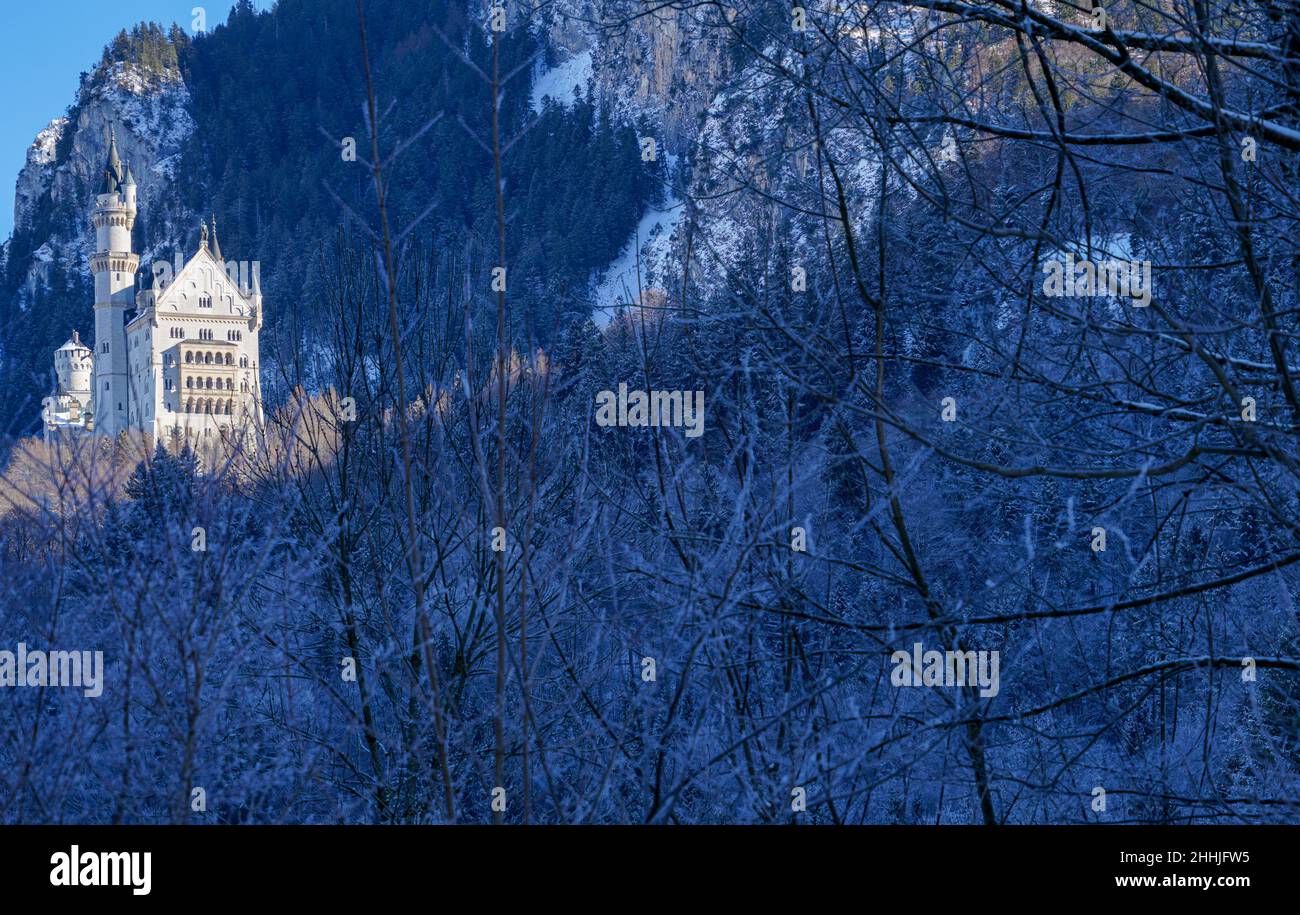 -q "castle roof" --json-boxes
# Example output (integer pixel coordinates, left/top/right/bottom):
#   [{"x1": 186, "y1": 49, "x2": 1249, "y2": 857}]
[
  {"x1": 57, "y1": 330, "x2": 90, "y2": 353},
  {"x1": 135, "y1": 231, "x2": 256, "y2": 323},
  {"x1": 99, "y1": 127, "x2": 125, "y2": 195},
  {"x1": 210, "y1": 215, "x2": 222, "y2": 261}
]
